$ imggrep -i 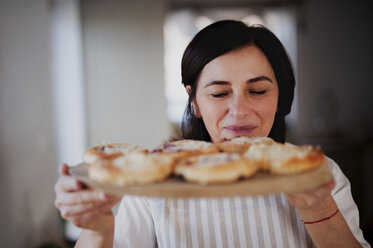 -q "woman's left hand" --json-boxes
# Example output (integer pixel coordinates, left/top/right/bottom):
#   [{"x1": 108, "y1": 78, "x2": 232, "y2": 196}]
[
  {"x1": 286, "y1": 179, "x2": 336, "y2": 211},
  {"x1": 285, "y1": 159, "x2": 361, "y2": 247},
  {"x1": 285, "y1": 157, "x2": 337, "y2": 217}
]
